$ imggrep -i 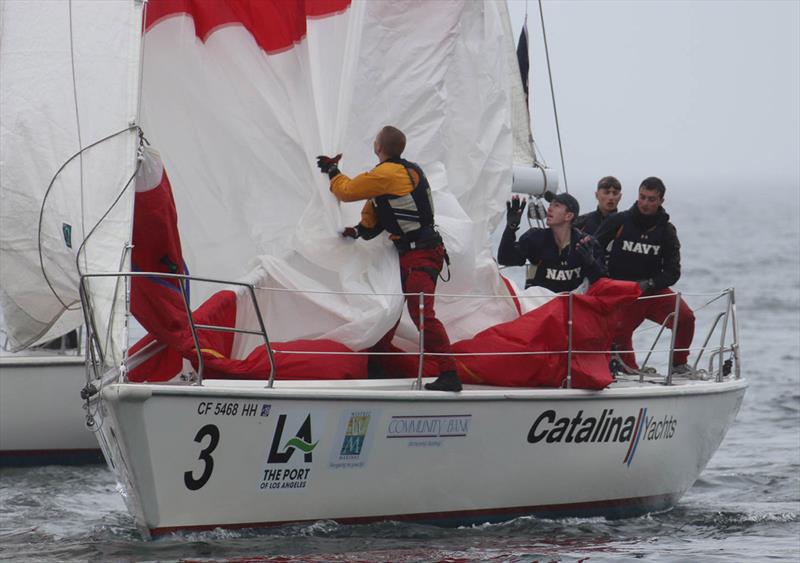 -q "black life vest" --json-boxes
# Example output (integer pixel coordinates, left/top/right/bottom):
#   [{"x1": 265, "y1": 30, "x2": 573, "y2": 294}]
[
  {"x1": 607, "y1": 211, "x2": 667, "y2": 281},
  {"x1": 372, "y1": 158, "x2": 435, "y2": 243}
]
